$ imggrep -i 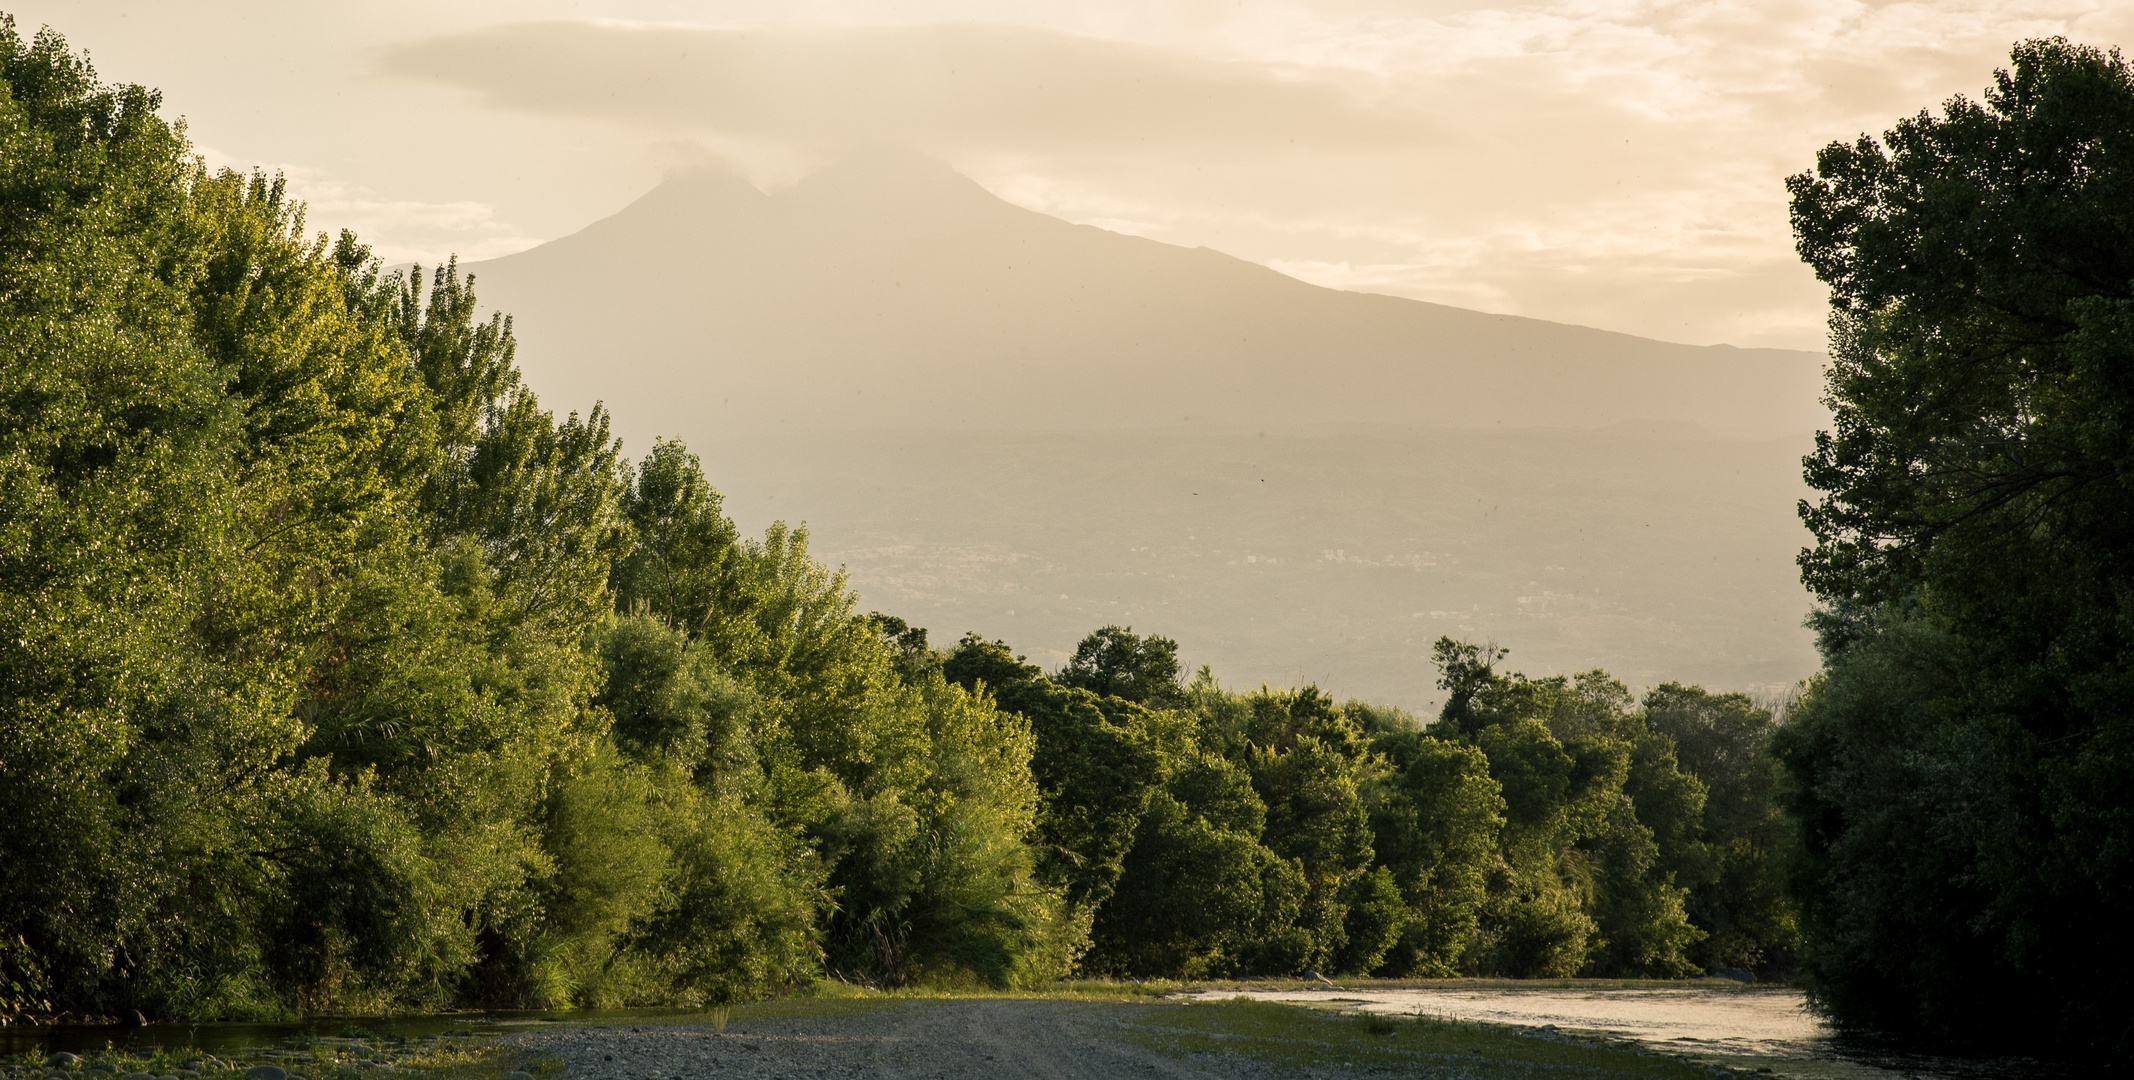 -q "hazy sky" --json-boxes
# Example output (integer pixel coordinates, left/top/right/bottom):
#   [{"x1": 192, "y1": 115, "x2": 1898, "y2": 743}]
[{"x1": 12, "y1": 1, "x2": 2132, "y2": 349}]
